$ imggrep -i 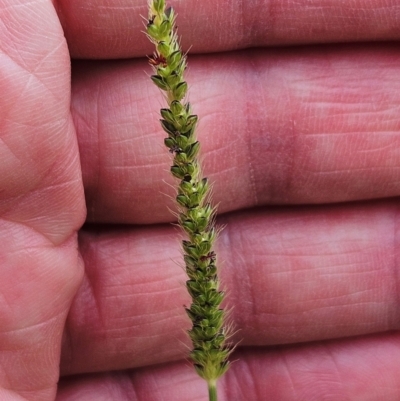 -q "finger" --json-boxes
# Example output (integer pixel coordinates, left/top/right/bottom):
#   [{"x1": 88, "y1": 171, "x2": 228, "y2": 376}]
[
  {"x1": 61, "y1": 200, "x2": 400, "y2": 374},
  {"x1": 57, "y1": 333, "x2": 400, "y2": 401},
  {"x1": 71, "y1": 44, "x2": 400, "y2": 224},
  {"x1": 0, "y1": 0, "x2": 85, "y2": 399},
  {"x1": 55, "y1": 0, "x2": 400, "y2": 59},
  {"x1": 0, "y1": 3, "x2": 85, "y2": 240}
]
